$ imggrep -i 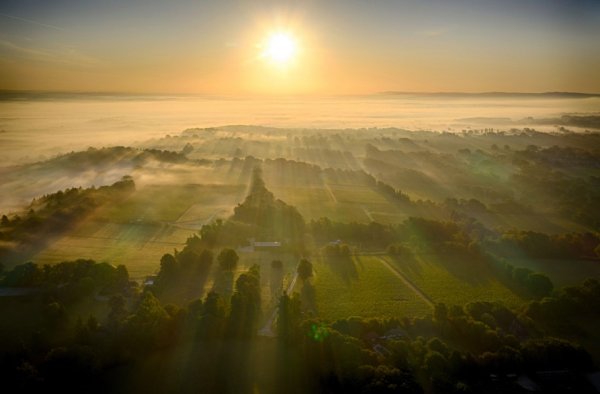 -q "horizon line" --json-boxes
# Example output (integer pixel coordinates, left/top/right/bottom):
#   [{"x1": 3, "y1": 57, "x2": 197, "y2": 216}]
[{"x1": 1, "y1": 89, "x2": 599, "y2": 98}]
